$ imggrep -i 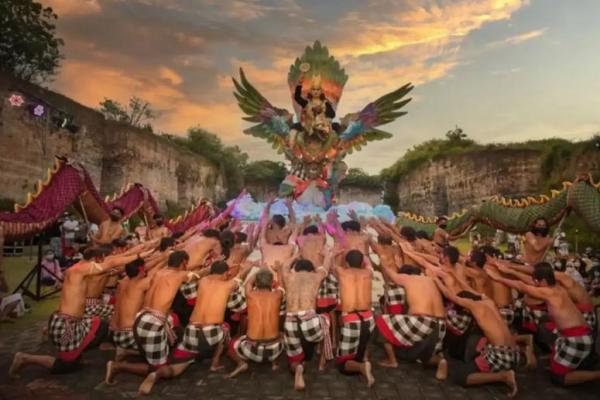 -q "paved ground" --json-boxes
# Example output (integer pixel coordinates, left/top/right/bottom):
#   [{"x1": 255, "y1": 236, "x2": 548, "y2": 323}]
[{"x1": 1, "y1": 321, "x2": 600, "y2": 400}]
